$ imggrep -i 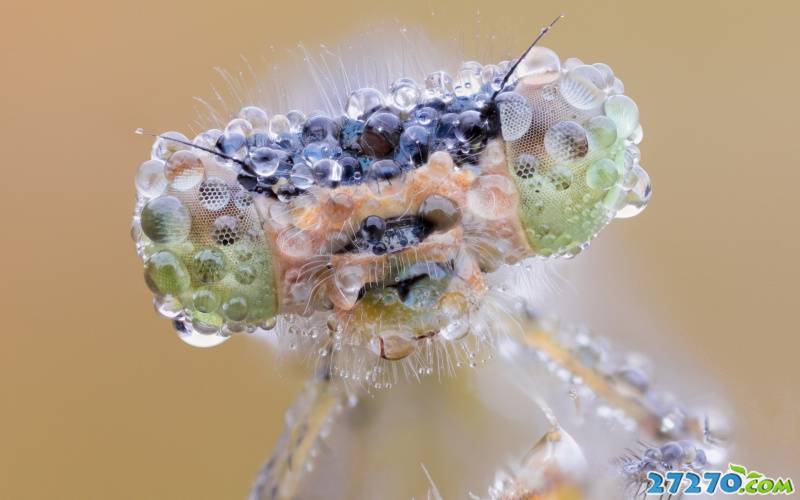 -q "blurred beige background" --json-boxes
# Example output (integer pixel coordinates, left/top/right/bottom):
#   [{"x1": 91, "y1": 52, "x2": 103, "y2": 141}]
[{"x1": 1, "y1": 0, "x2": 798, "y2": 498}]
